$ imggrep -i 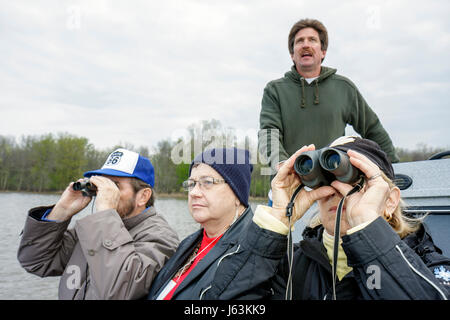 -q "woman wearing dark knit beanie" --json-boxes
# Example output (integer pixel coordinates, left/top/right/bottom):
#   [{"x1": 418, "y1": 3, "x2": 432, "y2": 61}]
[{"x1": 147, "y1": 148, "x2": 256, "y2": 300}]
